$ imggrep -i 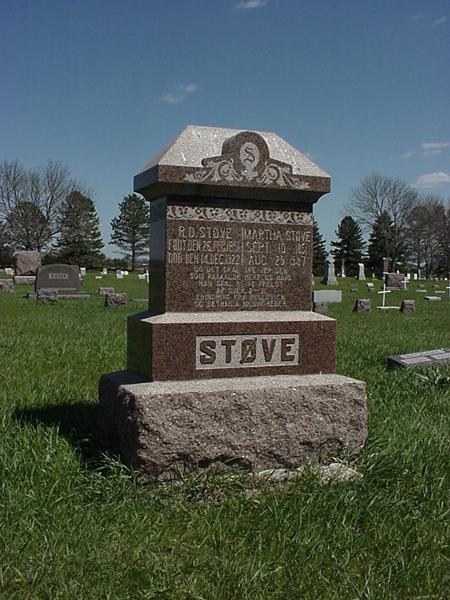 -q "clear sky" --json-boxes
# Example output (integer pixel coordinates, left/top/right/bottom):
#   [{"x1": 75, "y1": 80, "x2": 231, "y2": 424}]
[{"x1": 1, "y1": 0, "x2": 449, "y2": 255}]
